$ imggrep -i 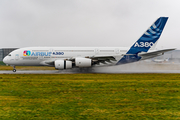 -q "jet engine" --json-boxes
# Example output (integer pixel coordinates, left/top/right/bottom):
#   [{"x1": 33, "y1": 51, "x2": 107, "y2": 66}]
[
  {"x1": 75, "y1": 58, "x2": 92, "y2": 67},
  {"x1": 55, "y1": 60, "x2": 72, "y2": 70}
]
